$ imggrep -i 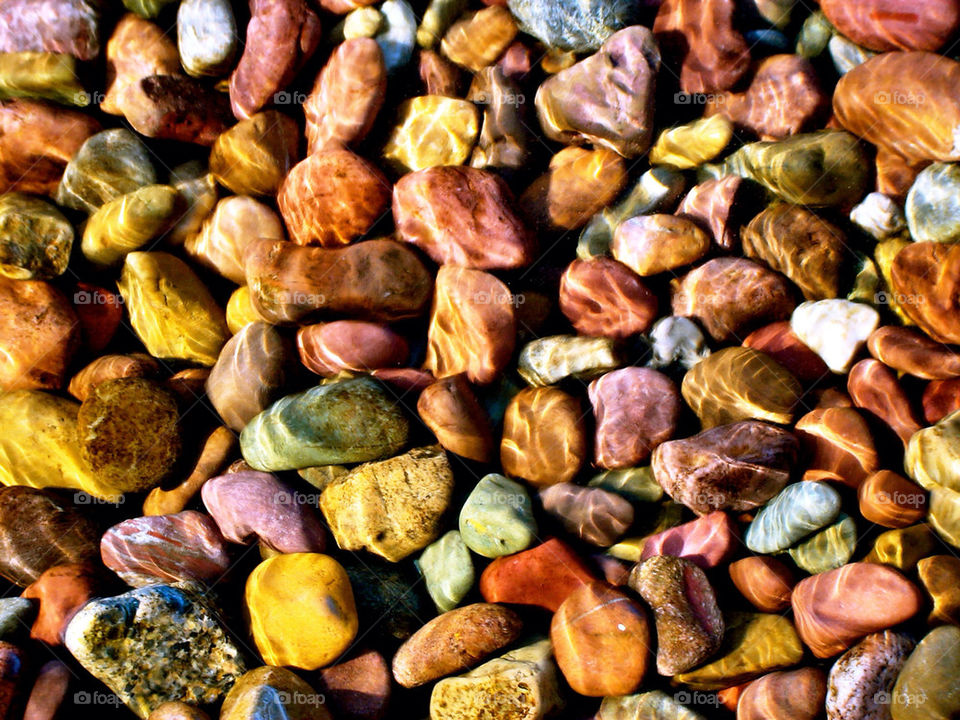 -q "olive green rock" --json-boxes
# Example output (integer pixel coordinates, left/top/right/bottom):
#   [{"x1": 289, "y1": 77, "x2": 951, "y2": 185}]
[
  {"x1": 518, "y1": 335, "x2": 622, "y2": 386},
  {"x1": 459, "y1": 474, "x2": 537, "y2": 559},
  {"x1": 891, "y1": 626, "x2": 960, "y2": 720},
  {"x1": 220, "y1": 666, "x2": 329, "y2": 720},
  {"x1": 56, "y1": 128, "x2": 157, "y2": 214},
  {"x1": 81, "y1": 185, "x2": 181, "y2": 267},
  {"x1": 597, "y1": 691, "x2": 706, "y2": 720},
  {"x1": 787, "y1": 513, "x2": 857, "y2": 574},
  {"x1": 0, "y1": 52, "x2": 88, "y2": 105},
  {"x1": 0, "y1": 193, "x2": 73, "y2": 279},
  {"x1": 118, "y1": 251, "x2": 230, "y2": 366},
  {"x1": 416, "y1": 530, "x2": 475, "y2": 613},
  {"x1": 241, "y1": 377, "x2": 409, "y2": 472}
]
